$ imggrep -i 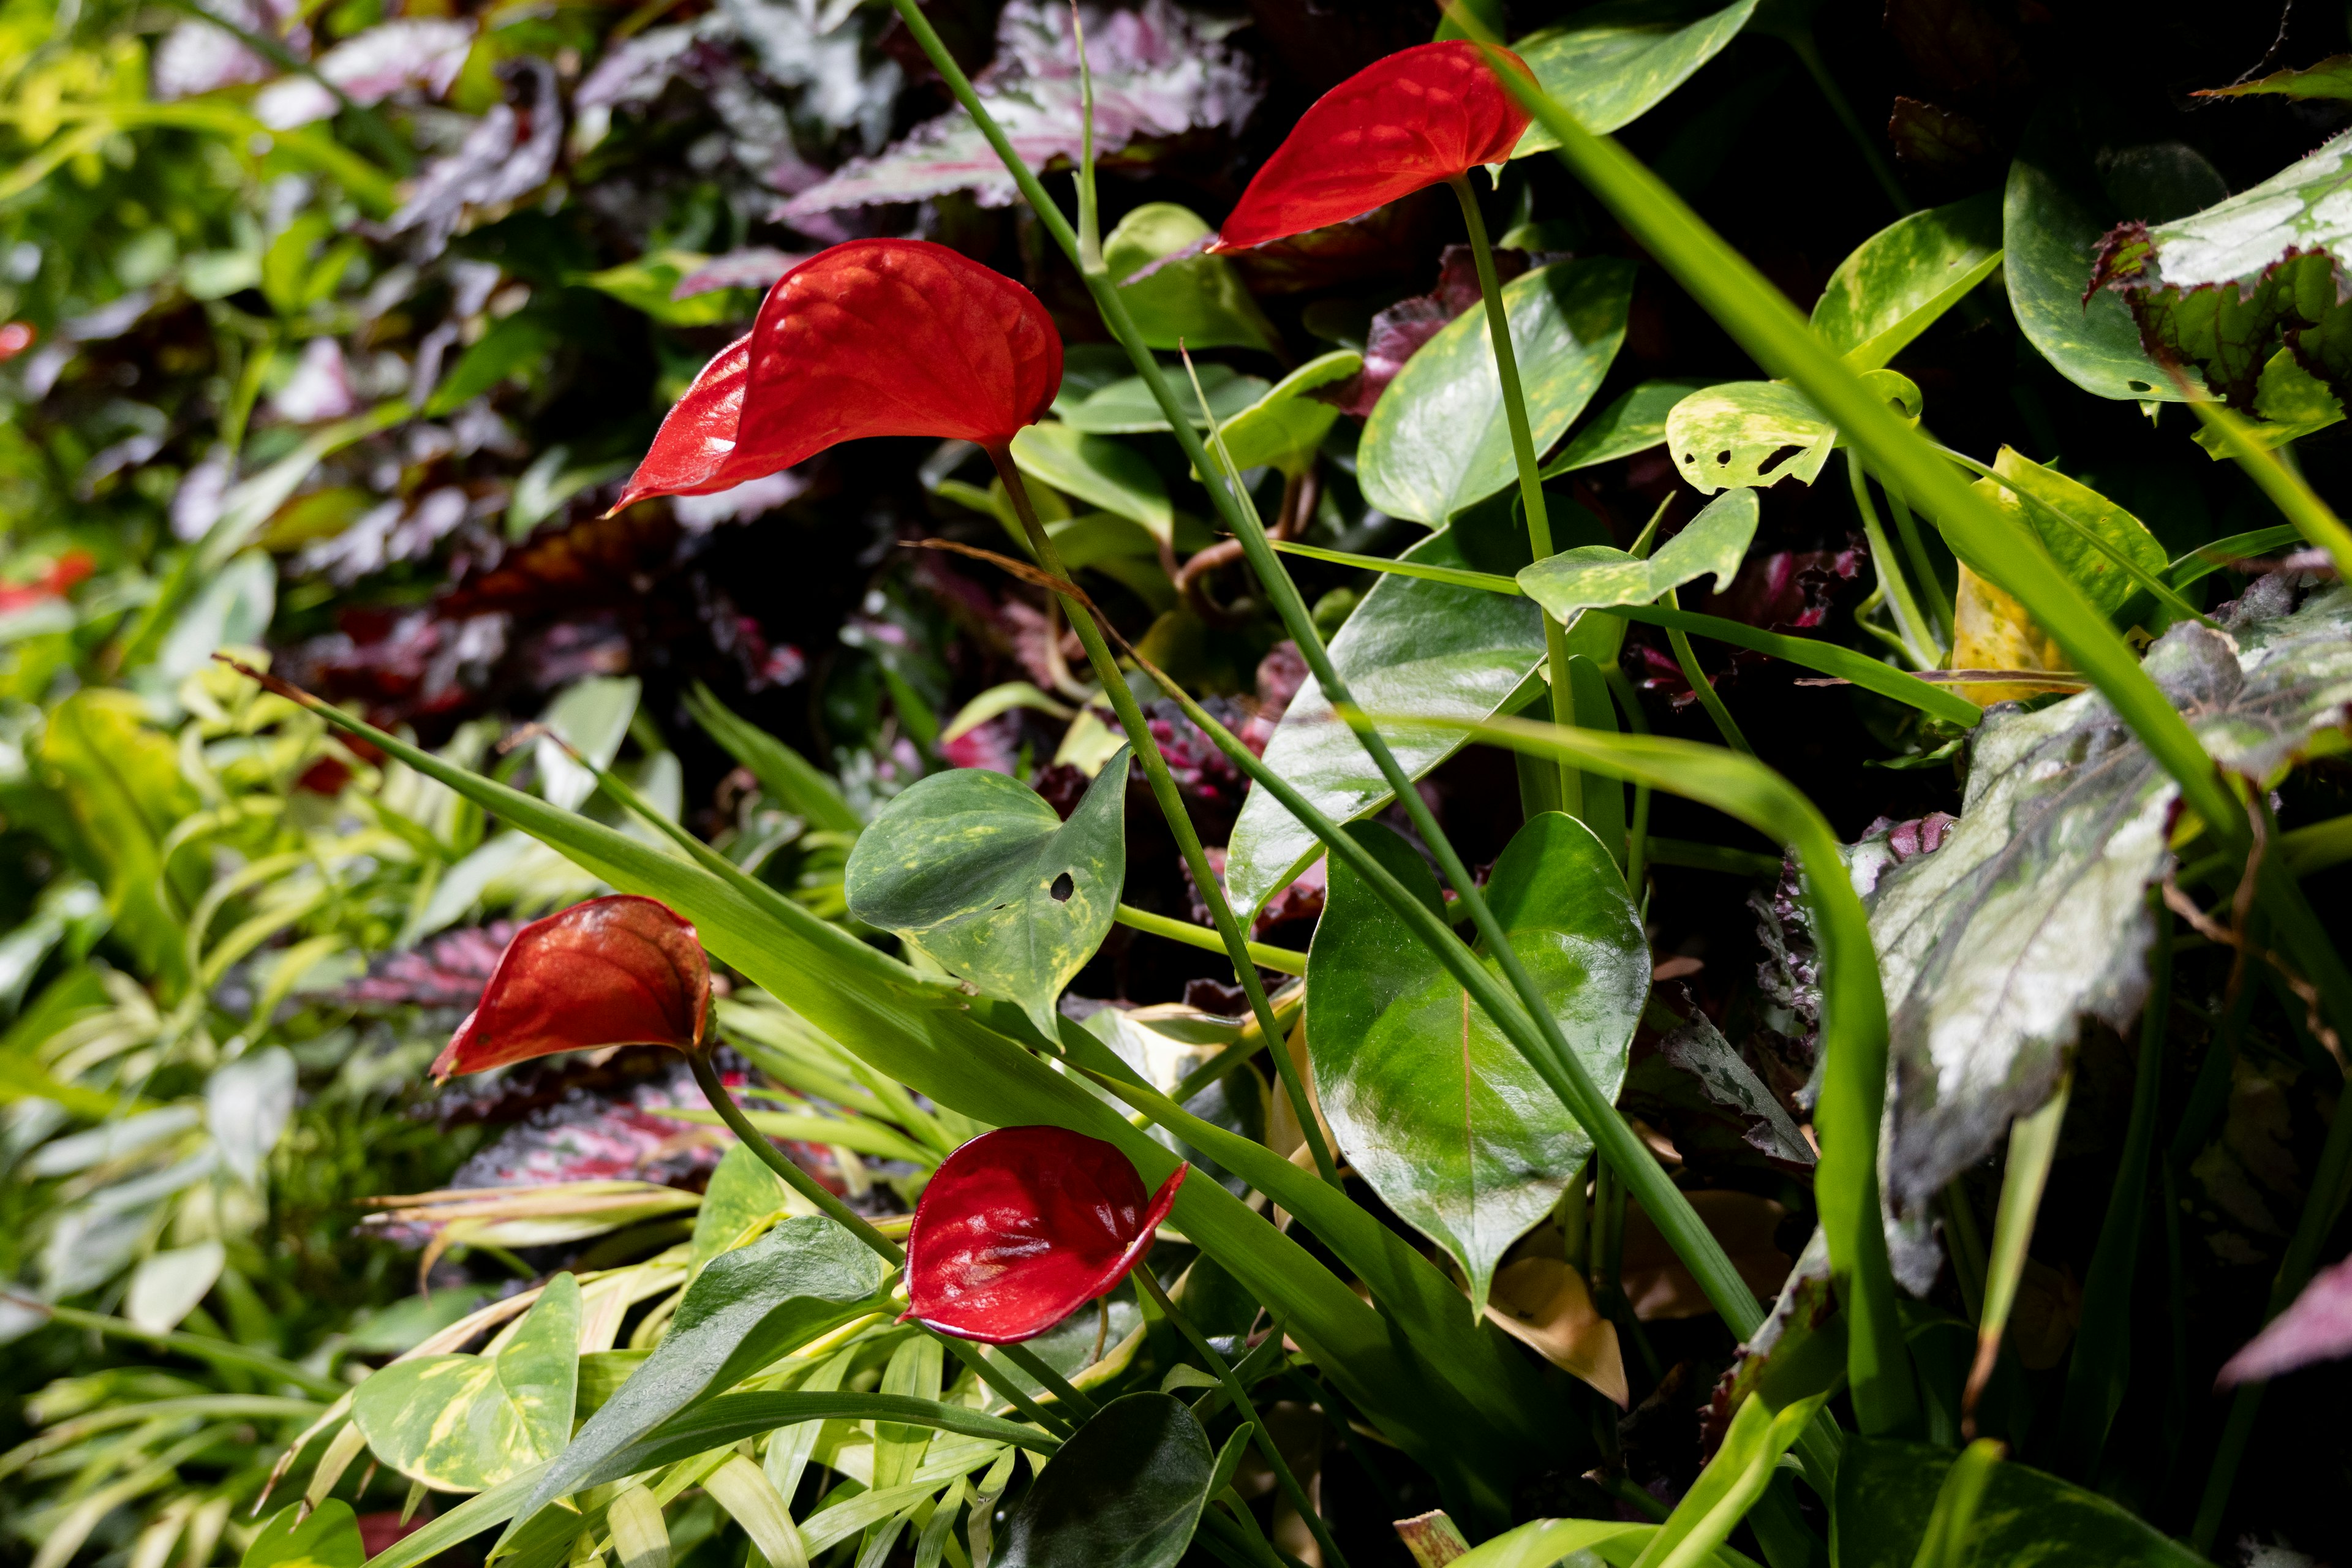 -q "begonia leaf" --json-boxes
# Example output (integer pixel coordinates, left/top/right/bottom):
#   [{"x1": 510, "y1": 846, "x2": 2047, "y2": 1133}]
[
  {"x1": 902, "y1": 1126, "x2": 1185, "y2": 1344},
  {"x1": 432, "y1": 895, "x2": 710, "y2": 1078},
  {"x1": 1209, "y1": 42, "x2": 1535, "y2": 253},
  {"x1": 616, "y1": 241, "x2": 1062, "y2": 510}
]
